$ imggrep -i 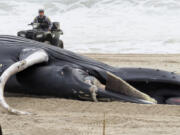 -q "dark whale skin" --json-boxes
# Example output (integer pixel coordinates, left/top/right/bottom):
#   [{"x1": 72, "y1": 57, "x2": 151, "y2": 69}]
[{"x1": 0, "y1": 35, "x2": 180, "y2": 104}]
